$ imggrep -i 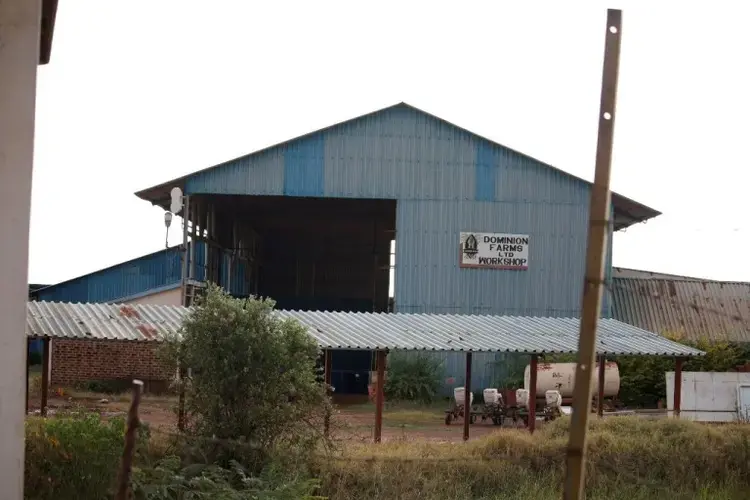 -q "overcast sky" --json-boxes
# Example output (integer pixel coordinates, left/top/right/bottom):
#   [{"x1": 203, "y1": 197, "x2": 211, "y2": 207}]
[{"x1": 29, "y1": 1, "x2": 749, "y2": 285}]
